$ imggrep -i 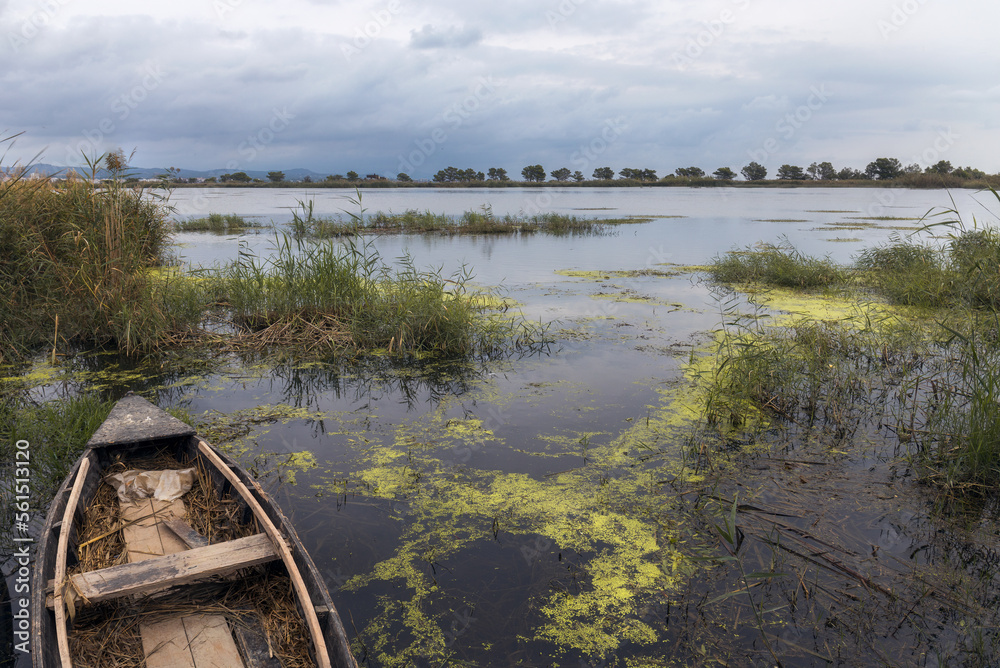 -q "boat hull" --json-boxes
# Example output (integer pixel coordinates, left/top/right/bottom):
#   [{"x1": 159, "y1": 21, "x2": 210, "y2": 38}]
[{"x1": 30, "y1": 394, "x2": 357, "y2": 668}]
